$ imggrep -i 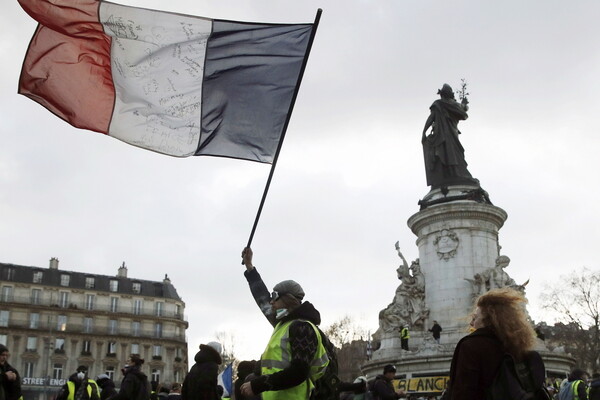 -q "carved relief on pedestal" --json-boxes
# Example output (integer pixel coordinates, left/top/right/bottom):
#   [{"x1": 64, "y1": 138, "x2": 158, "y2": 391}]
[{"x1": 434, "y1": 229, "x2": 459, "y2": 260}]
